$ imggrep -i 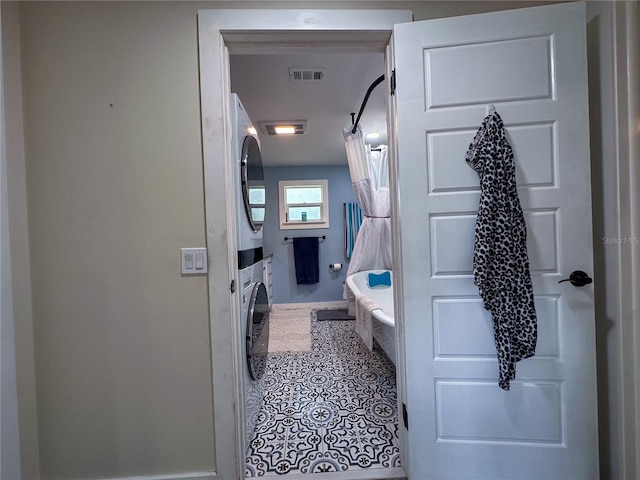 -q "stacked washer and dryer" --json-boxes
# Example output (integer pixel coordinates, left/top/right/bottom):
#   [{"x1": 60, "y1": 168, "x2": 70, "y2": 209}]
[{"x1": 231, "y1": 93, "x2": 270, "y2": 453}]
